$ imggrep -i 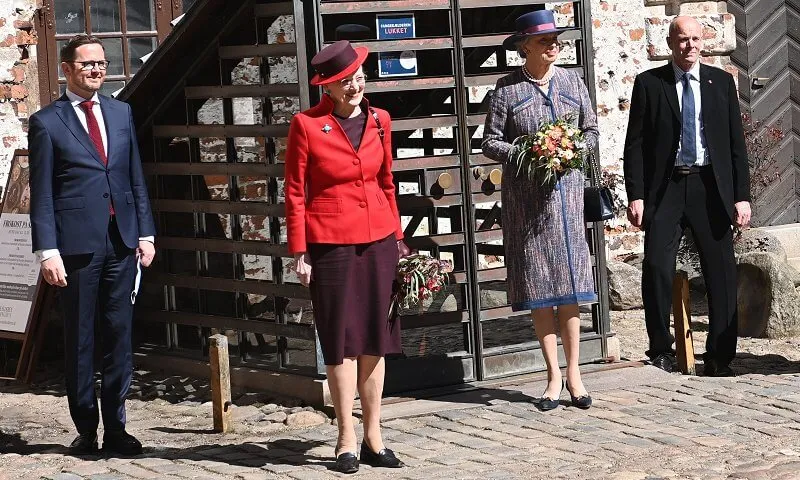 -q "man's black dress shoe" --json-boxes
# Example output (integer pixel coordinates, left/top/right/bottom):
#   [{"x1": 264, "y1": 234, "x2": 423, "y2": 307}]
[
  {"x1": 333, "y1": 452, "x2": 359, "y2": 474},
  {"x1": 566, "y1": 381, "x2": 592, "y2": 409},
  {"x1": 102, "y1": 430, "x2": 142, "y2": 456},
  {"x1": 69, "y1": 432, "x2": 98, "y2": 455},
  {"x1": 704, "y1": 361, "x2": 735, "y2": 377},
  {"x1": 360, "y1": 443, "x2": 405, "y2": 468},
  {"x1": 650, "y1": 354, "x2": 675, "y2": 373}
]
